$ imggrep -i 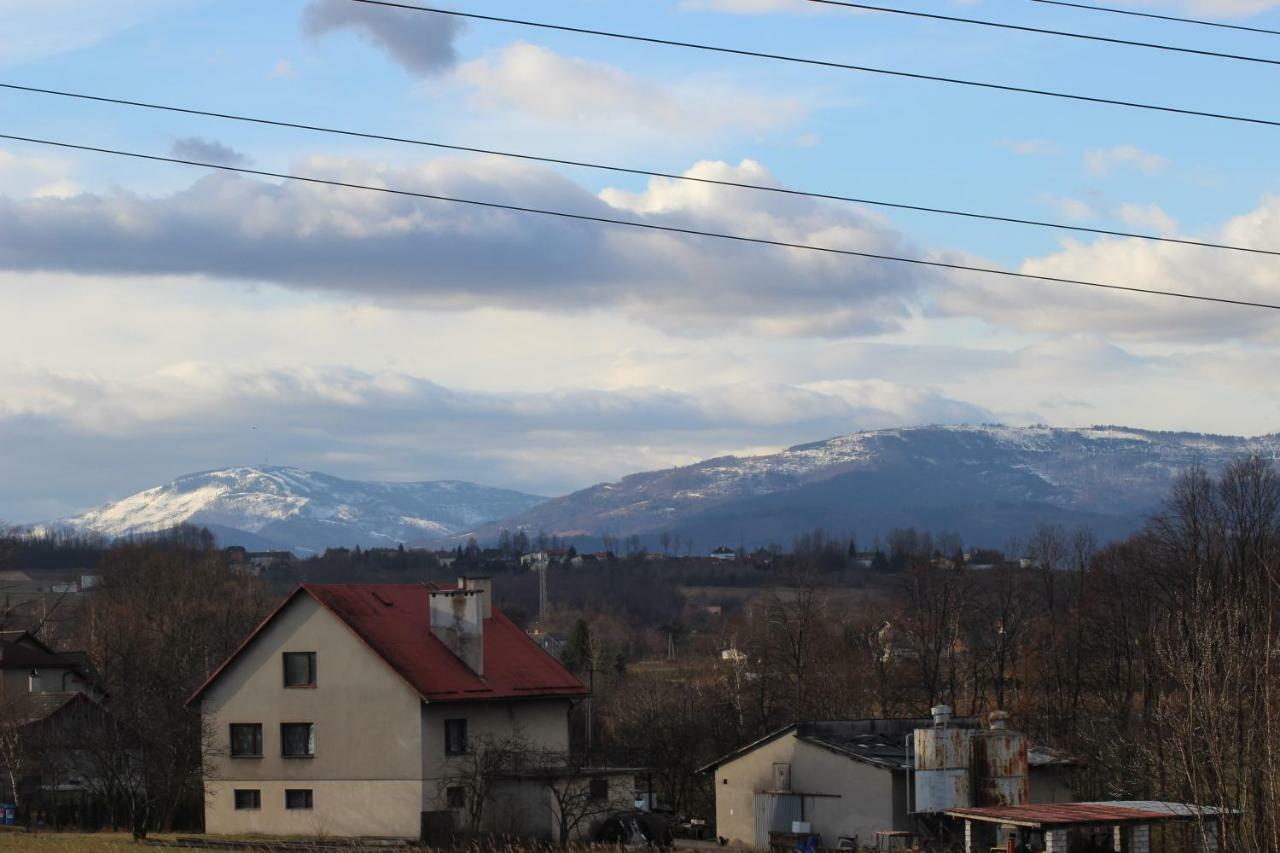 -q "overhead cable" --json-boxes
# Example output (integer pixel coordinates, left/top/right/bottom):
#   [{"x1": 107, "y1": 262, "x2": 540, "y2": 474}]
[
  {"x1": 1, "y1": 131, "x2": 1276, "y2": 312},
  {"x1": 1031, "y1": 0, "x2": 1280, "y2": 38},
  {"x1": 804, "y1": 0, "x2": 1280, "y2": 67},
  {"x1": 347, "y1": 0, "x2": 1280, "y2": 129},
  {"x1": 3, "y1": 82, "x2": 1275, "y2": 257}
]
